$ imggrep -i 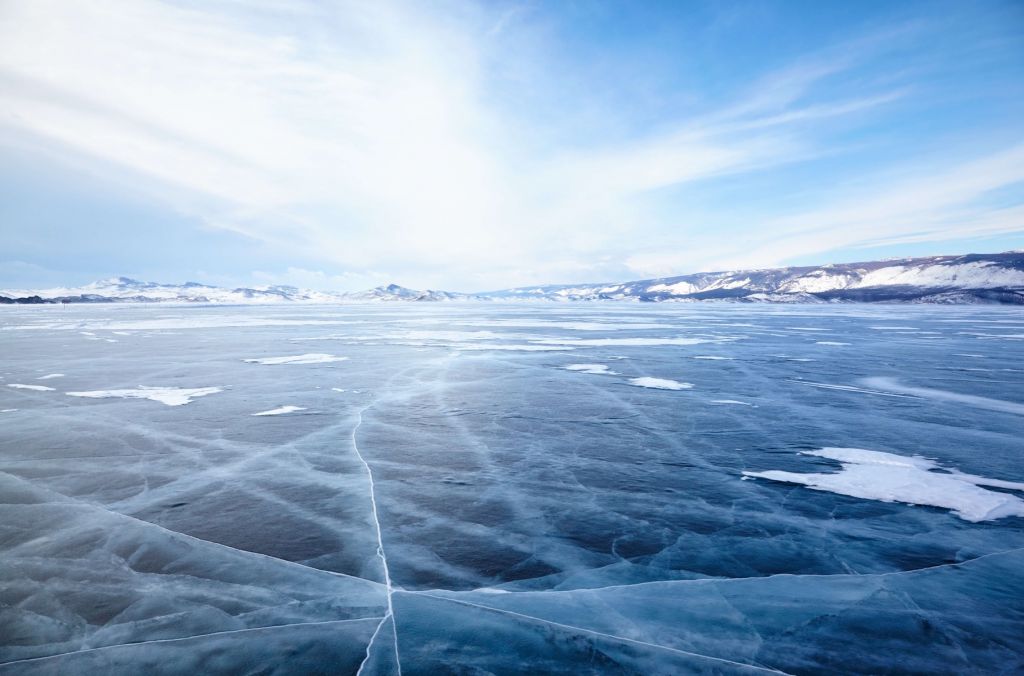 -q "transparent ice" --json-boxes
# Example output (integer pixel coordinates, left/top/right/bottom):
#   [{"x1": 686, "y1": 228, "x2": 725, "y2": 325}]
[{"x1": 1, "y1": 303, "x2": 1022, "y2": 674}]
